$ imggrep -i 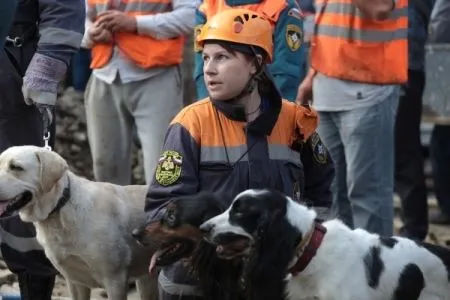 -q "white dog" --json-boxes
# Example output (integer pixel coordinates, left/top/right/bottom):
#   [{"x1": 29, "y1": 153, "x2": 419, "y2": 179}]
[
  {"x1": 0, "y1": 145, "x2": 158, "y2": 300},
  {"x1": 200, "y1": 189, "x2": 450, "y2": 300}
]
